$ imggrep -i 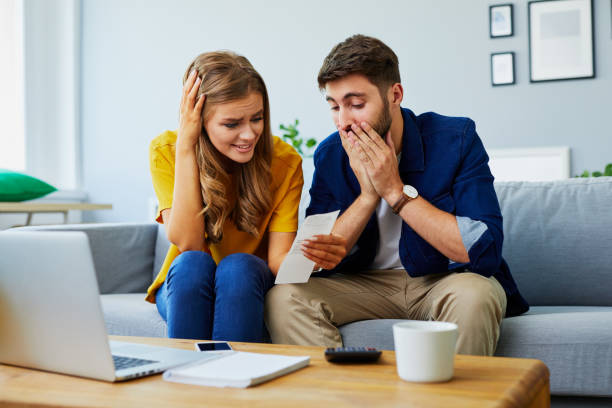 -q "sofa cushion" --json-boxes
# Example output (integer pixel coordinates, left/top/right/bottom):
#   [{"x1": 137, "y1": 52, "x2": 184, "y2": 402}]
[
  {"x1": 494, "y1": 178, "x2": 612, "y2": 306},
  {"x1": 14, "y1": 223, "x2": 157, "y2": 294},
  {"x1": 340, "y1": 306, "x2": 612, "y2": 397},
  {"x1": 154, "y1": 224, "x2": 171, "y2": 281},
  {"x1": 340, "y1": 319, "x2": 399, "y2": 351},
  {"x1": 496, "y1": 306, "x2": 612, "y2": 397},
  {"x1": 100, "y1": 294, "x2": 166, "y2": 338}
]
